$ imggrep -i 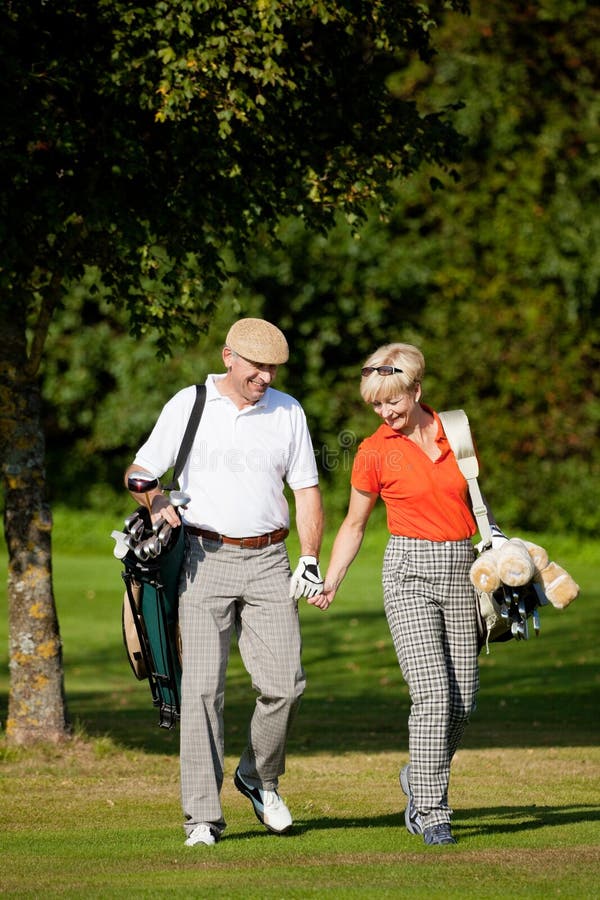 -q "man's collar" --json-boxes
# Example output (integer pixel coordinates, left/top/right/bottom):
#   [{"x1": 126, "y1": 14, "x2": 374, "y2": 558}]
[{"x1": 206, "y1": 374, "x2": 270, "y2": 409}]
